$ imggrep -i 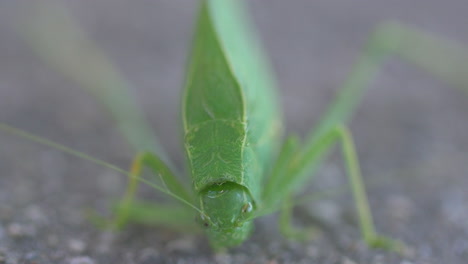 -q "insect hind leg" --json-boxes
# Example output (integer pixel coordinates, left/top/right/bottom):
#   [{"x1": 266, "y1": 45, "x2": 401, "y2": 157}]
[
  {"x1": 305, "y1": 125, "x2": 405, "y2": 252},
  {"x1": 266, "y1": 125, "x2": 406, "y2": 253}
]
